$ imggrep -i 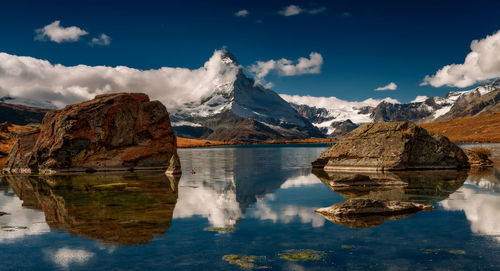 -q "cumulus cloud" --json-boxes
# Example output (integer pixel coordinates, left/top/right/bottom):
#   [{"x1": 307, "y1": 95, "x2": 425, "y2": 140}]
[
  {"x1": 249, "y1": 52, "x2": 323, "y2": 81},
  {"x1": 90, "y1": 33, "x2": 111, "y2": 46},
  {"x1": 278, "y1": 5, "x2": 326, "y2": 16},
  {"x1": 0, "y1": 50, "x2": 240, "y2": 109},
  {"x1": 234, "y1": 9, "x2": 249, "y2": 17},
  {"x1": 421, "y1": 30, "x2": 500, "y2": 88},
  {"x1": 35, "y1": 21, "x2": 88, "y2": 43},
  {"x1": 374, "y1": 82, "x2": 398, "y2": 91}
]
